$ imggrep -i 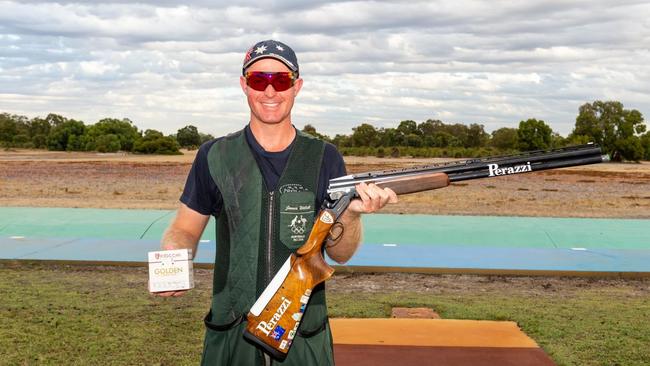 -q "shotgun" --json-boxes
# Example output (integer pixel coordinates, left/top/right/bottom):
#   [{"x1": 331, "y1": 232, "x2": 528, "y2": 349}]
[{"x1": 243, "y1": 143, "x2": 607, "y2": 360}]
